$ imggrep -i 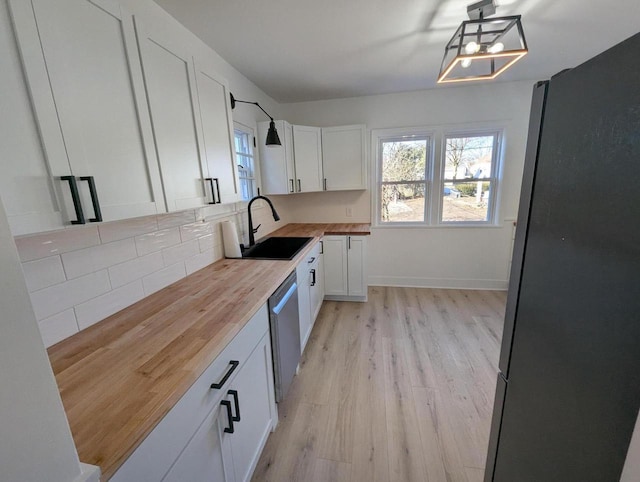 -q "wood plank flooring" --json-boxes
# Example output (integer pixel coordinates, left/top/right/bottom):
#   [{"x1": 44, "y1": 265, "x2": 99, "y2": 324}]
[{"x1": 252, "y1": 286, "x2": 506, "y2": 482}]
